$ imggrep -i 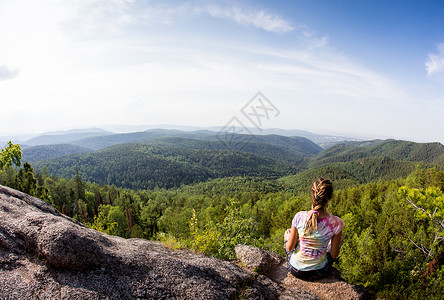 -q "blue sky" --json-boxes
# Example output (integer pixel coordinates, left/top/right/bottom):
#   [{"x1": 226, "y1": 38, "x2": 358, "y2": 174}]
[{"x1": 1, "y1": 0, "x2": 443, "y2": 142}]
